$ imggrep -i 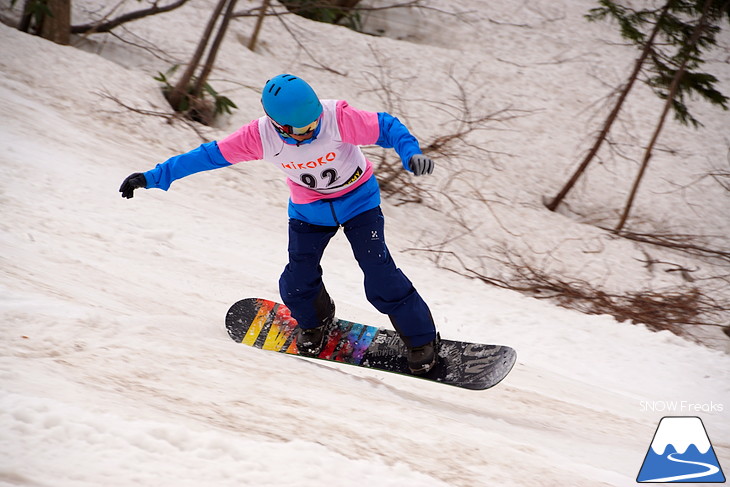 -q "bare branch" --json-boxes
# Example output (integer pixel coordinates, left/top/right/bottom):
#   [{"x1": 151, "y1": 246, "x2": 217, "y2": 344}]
[
  {"x1": 272, "y1": 7, "x2": 346, "y2": 76},
  {"x1": 232, "y1": 1, "x2": 450, "y2": 19},
  {"x1": 611, "y1": 230, "x2": 730, "y2": 263},
  {"x1": 98, "y1": 91, "x2": 212, "y2": 142},
  {"x1": 405, "y1": 246, "x2": 730, "y2": 337},
  {"x1": 72, "y1": 0, "x2": 190, "y2": 34}
]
